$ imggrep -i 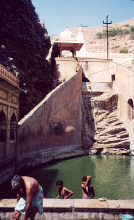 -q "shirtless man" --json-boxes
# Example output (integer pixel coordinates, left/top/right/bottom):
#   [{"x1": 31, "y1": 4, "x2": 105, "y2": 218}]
[
  {"x1": 81, "y1": 176, "x2": 95, "y2": 199},
  {"x1": 11, "y1": 175, "x2": 43, "y2": 220},
  {"x1": 56, "y1": 180, "x2": 74, "y2": 199}
]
